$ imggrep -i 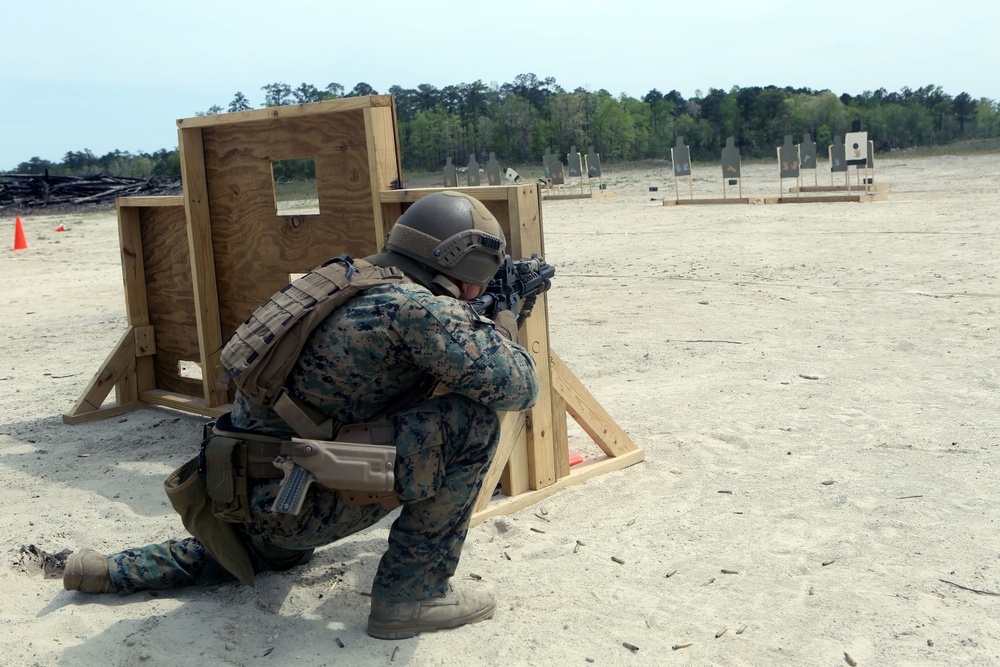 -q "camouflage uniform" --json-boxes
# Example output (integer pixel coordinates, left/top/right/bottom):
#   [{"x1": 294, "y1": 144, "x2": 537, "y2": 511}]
[{"x1": 108, "y1": 279, "x2": 539, "y2": 600}]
